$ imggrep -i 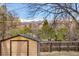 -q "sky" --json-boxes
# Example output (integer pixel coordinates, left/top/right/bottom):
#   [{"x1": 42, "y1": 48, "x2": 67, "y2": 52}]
[
  {"x1": 6, "y1": 3, "x2": 33, "y2": 22},
  {"x1": 6, "y1": 3, "x2": 45, "y2": 22},
  {"x1": 4, "y1": 3, "x2": 79, "y2": 22}
]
